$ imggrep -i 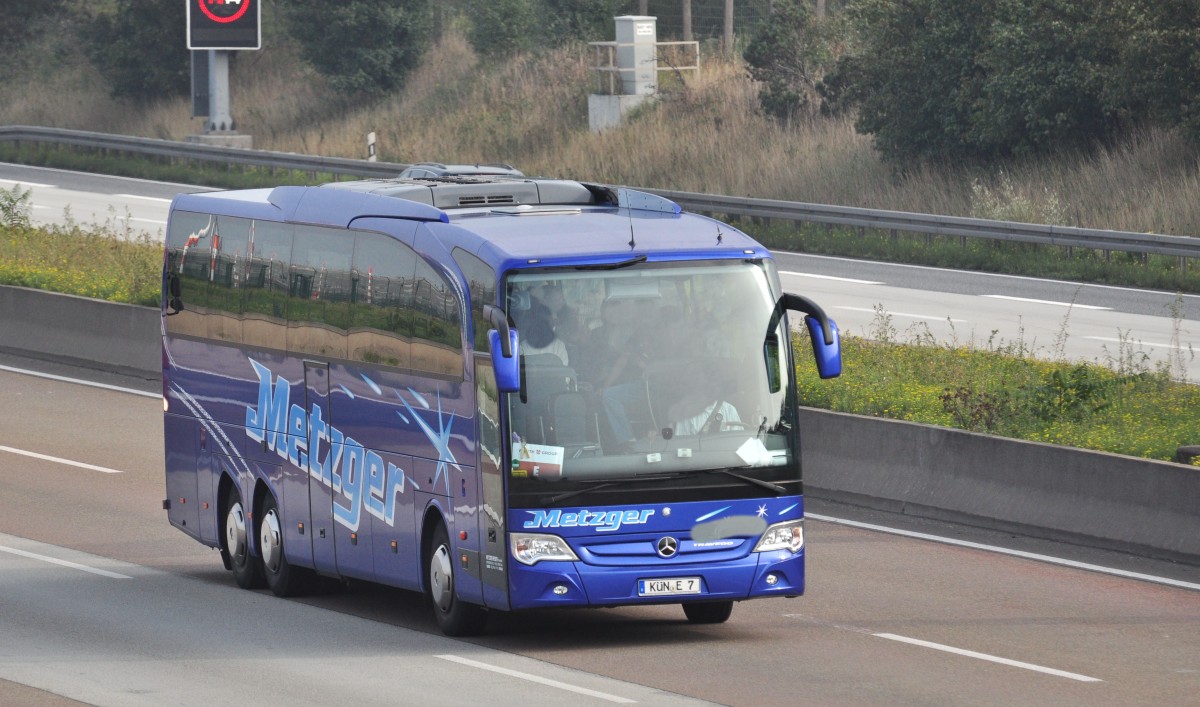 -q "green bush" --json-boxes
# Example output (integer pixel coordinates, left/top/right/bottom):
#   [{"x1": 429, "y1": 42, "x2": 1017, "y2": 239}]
[
  {"x1": 85, "y1": 0, "x2": 189, "y2": 102},
  {"x1": 282, "y1": 0, "x2": 433, "y2": 96}
]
